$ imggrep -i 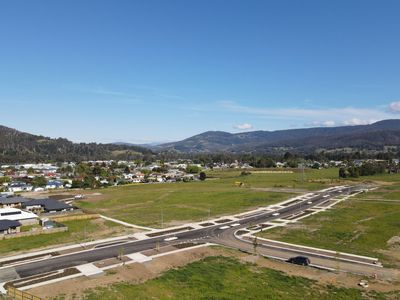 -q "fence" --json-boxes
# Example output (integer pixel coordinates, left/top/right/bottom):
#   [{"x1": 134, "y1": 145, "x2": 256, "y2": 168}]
[
  {"x1": 39, "y1": 209, "x2": 83, "y2": 218},
  {"x1": 1, "y1": 227, "x2": 68, "y2": 240},
  {"x1": 6, "y1": 287, "x2": 41, "y2": 300},
  {"x1": 49, "y1": 213, "x2": 99, "y2": 222}
]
